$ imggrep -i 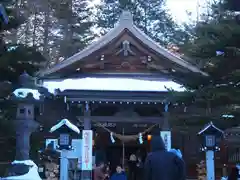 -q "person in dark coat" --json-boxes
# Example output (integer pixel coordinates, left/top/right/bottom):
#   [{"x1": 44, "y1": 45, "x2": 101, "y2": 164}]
[
  {"x1": 128, "y1": 153, "x2": 137, "y2": 180},
  {"x1": 110, "y1": 165, "x2": 127, "y2": 180},
  {"x1": 144, "y1": 136, "x2": 186, "y2": 180}
]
